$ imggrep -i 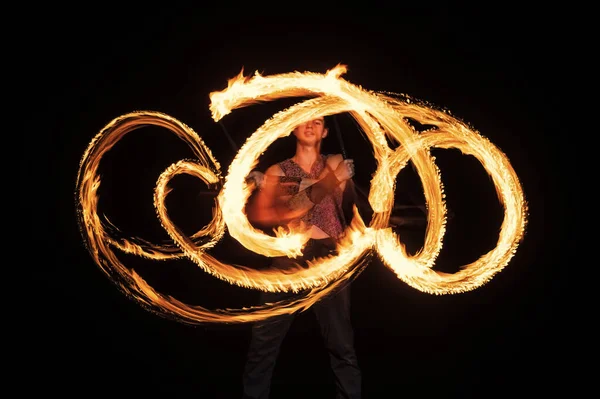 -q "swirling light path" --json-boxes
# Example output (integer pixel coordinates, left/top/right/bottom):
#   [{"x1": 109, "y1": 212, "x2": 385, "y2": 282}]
[{"x1": 75, "y1": 65, "x2": 528, "y2": 325}]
